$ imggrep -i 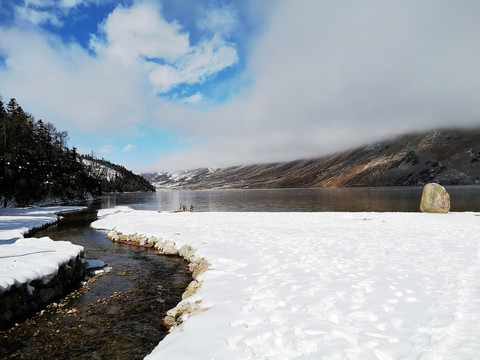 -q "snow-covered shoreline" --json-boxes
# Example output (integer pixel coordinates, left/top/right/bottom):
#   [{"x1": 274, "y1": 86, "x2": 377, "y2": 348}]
[
  {"x1": 0, "y1": 206, "x2": 86, "y2": 327},
  {"x1": 92, "y1": 208, "x2": 480, "y2": 359}
]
